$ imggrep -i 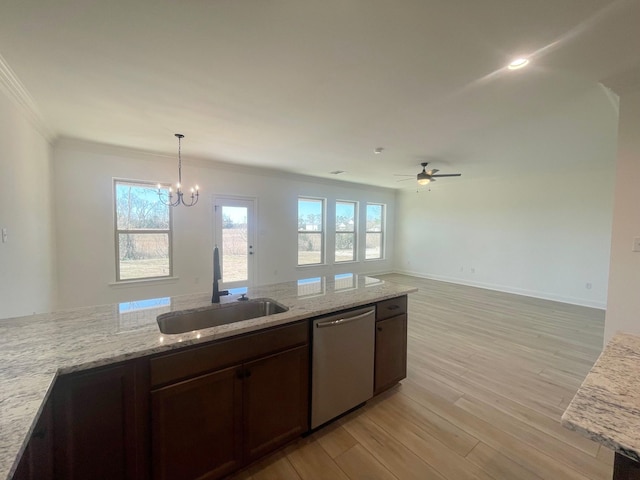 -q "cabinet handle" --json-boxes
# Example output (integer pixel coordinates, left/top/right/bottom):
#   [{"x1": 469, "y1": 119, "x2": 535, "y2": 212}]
[
  {"x1": 245, "y1": 370, "x2": 252, "y2": 378},
  {"x1": 236, "y1": 370, "x2": 245, "y2": 379},
  {"x1": 387, "y1": 305, "x2": 400, "y2": 311}
]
